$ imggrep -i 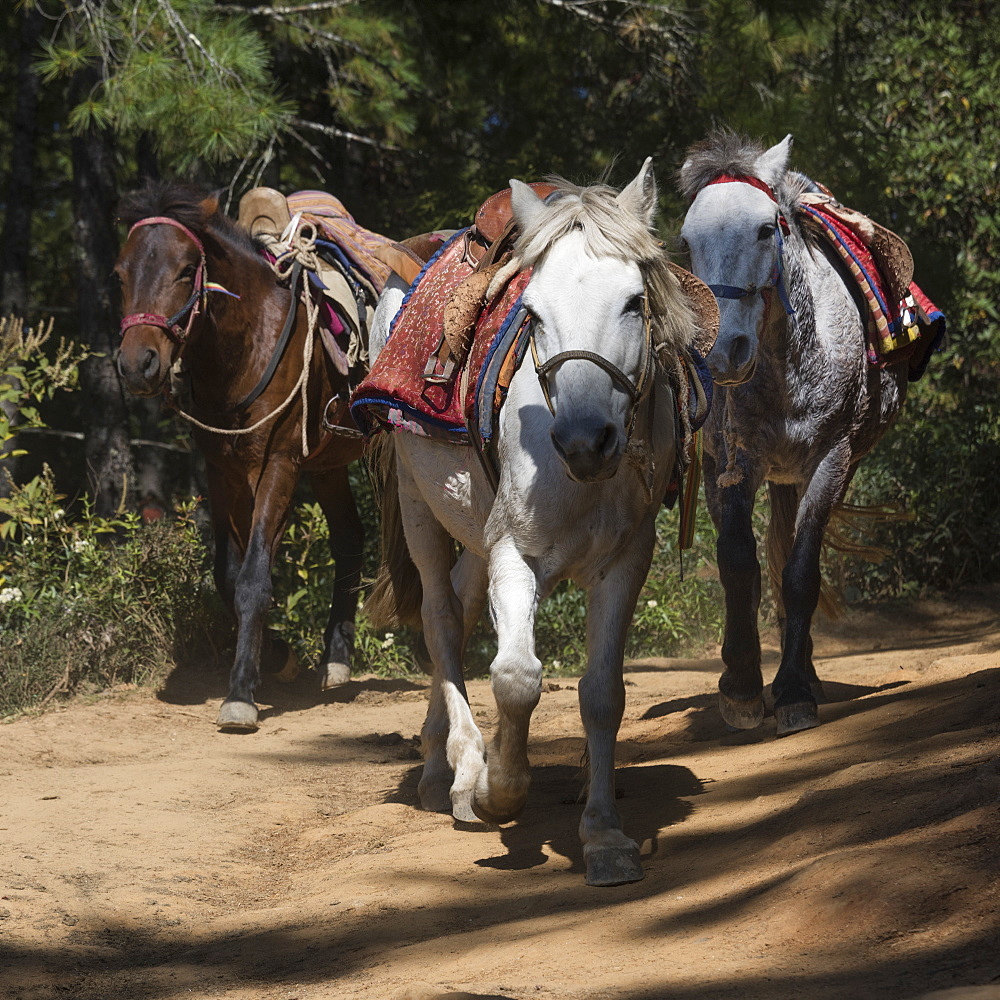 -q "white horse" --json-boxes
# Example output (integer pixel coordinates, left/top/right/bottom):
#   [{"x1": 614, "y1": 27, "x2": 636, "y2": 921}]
[{"x1": 365, "y1": 162, "x2": 702, "y2": 886}]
